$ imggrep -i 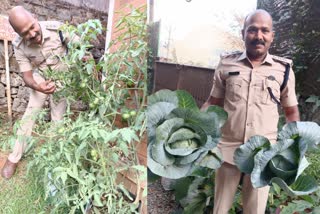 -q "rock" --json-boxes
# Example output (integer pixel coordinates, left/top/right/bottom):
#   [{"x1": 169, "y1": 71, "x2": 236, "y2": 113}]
[
  {"x1": 0, "y1": 84, "x2": 5, "y2": 97},
  {"x1": 11, "y1": 87, "x2": 18, "y2": 95},
  {"x1": 0, "y1": 97, "x2": 7, "y2": 107},
  {"x1": 12, "y1": 98, "x2": 27, "y2": 112},
  {"x1": 71, "y1": 100, "x2": 88, "y2": 111},
  {"x1": 17, "y1": 86, "x2": 30, "y2": 100},
  {"x1": 0, "y1": 72, "x2": 23, "y2": 86}
]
